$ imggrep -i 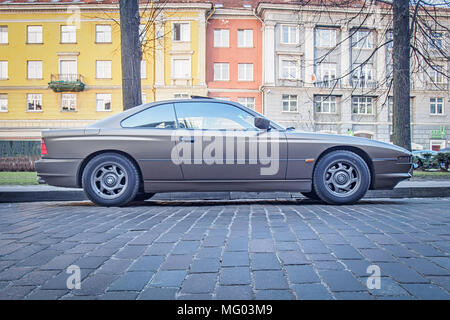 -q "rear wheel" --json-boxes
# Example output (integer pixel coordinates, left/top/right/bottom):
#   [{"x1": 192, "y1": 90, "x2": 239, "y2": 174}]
[
  {"x1": 82, "y1": 153, "x2": 140, "y2": 207},
  {"x1": 313, "y1": 150, "x2": 370, "y2": 205}
]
